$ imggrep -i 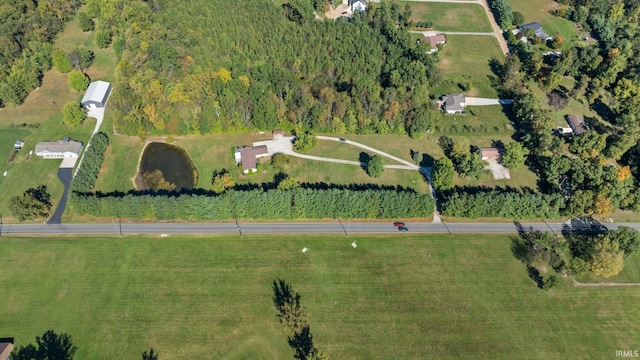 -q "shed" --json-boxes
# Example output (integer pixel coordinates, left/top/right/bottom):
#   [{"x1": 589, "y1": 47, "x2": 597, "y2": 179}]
[
  {"x1": 81, "y1": 80, "x2": 112, "y2": 109},
  {"x1": 0, "y1": 338, "x2": 14, "y2": 360},
  {"x1": 443, "y1": 94, "x2": 466, "y2": 114},
  {"x1": 348, "y1": 0, "x2": 367, "y2": 12},
  {"x1": 566, "y1": 114, "x2": 588, "y2": 136},
  {"x1": 239, "y1": 145, "x2": 269, "y2": 174},
  {"x1": 35, "y1": 139, "x2": 83, "y2": 159},
  {"x1": 14, "y1": 140, "x2": 24, "y2": 150},
  {"x1": 481, "y1": 148, "x2": 501, "y2": 161}
]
